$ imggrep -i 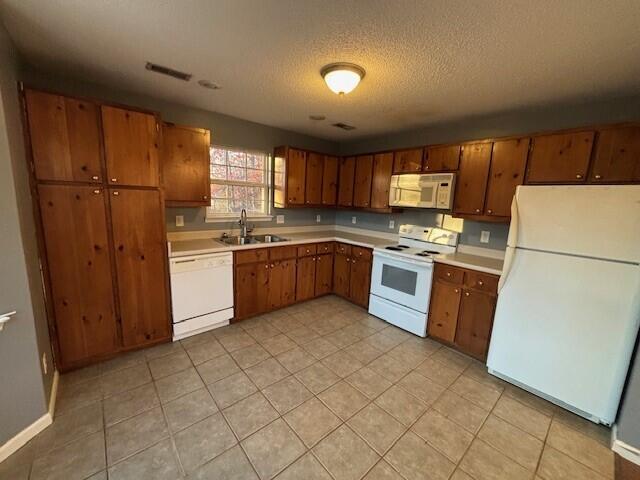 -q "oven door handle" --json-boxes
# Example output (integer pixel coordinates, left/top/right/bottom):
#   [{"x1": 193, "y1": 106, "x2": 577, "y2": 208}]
[{"x1": 373, "y1": 251, "x2": 434, "y2": 268}]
